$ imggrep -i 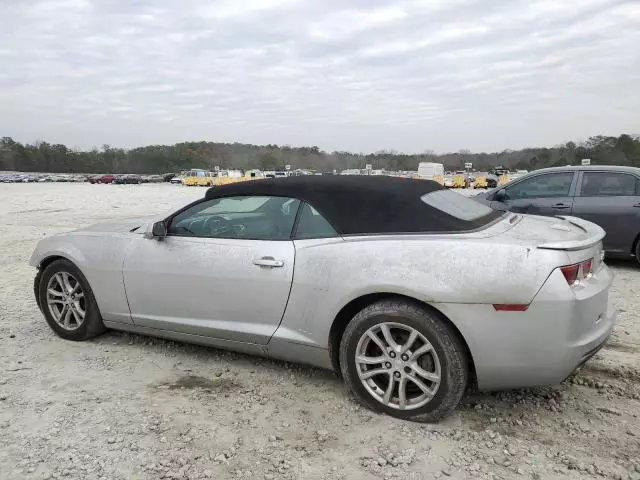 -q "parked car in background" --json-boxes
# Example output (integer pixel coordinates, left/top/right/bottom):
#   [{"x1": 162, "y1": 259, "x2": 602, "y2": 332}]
[
  {"x1": 475, "y1": 165, "x2": 640, "y2": 263},
  {"x1": 141, "y1": 175, "x2": 164, "y2": 183},
  {"x1": 30, "y1": 176, "x2": 614, "y2": 422},
  {"x1": 0, "y1": 174, "x2": 17, "y2": 182},
  {"x1": 170, "y1": 175, "x2": 184, "y2": 184},
  {"x1": 115, "y1": 174, "x2": 142, "y2": 184},
  {"x1": 91, "y1": 174, "x2": 116, "y2": 184}
]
